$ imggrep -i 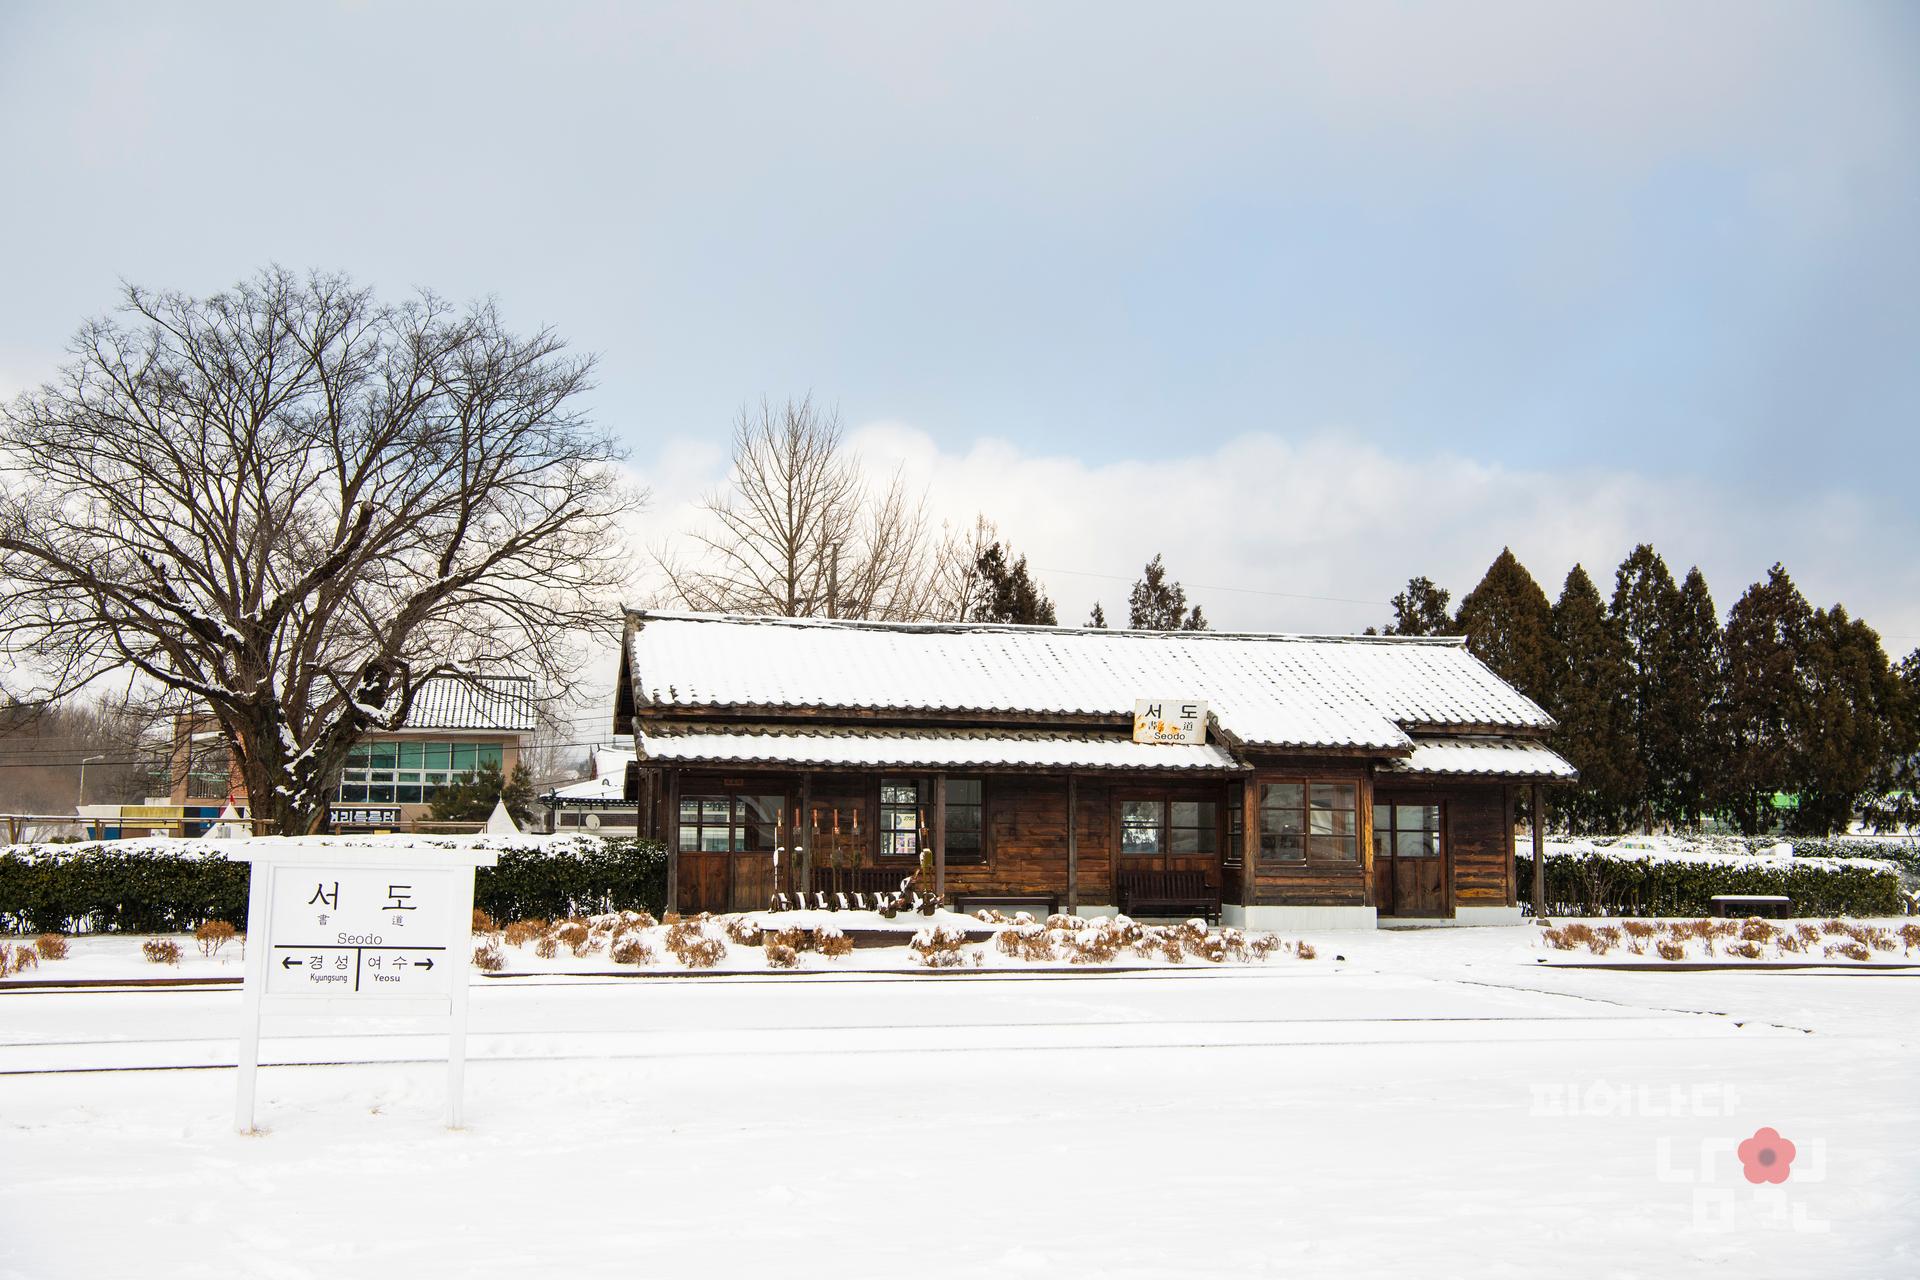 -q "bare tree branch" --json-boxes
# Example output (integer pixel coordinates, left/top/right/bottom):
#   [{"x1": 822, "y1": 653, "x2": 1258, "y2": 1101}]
[{"x1": 0, "y1": 267, "x2": 642, "y2": 833}]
